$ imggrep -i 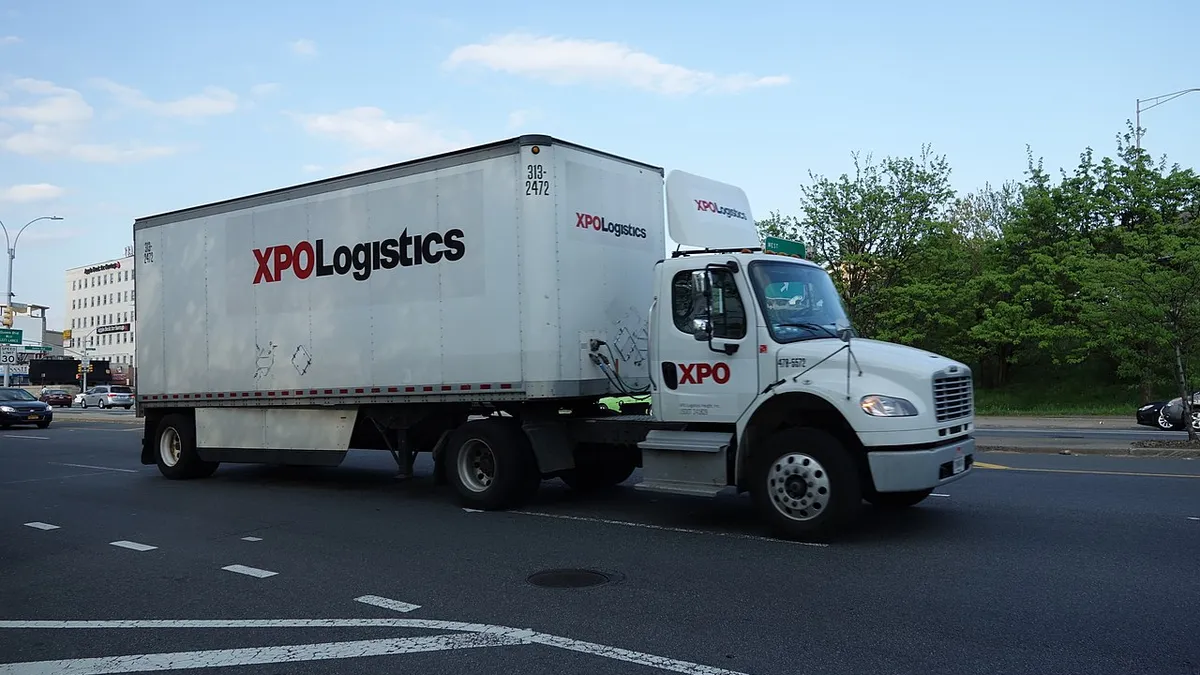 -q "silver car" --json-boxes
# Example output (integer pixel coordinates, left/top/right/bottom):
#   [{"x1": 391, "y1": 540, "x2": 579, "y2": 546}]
[{"x1": 80, "y1": 385, "x2": 135, "y2": 410}]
